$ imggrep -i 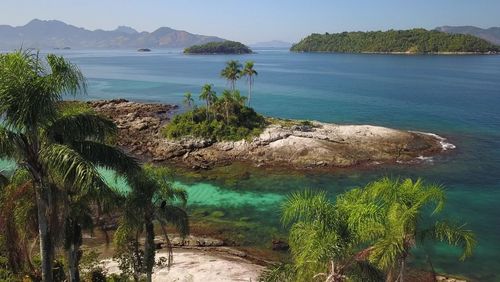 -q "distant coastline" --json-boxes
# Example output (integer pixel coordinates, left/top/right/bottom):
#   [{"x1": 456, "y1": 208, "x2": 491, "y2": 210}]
[{"x1": 291, "y1": 28, "x2": 500, "y2": 55}]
